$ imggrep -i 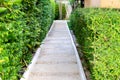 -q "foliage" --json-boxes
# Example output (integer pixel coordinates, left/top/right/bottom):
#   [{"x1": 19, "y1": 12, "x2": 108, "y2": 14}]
[
  {"x1": 0, "y1": 0, "x2": 55, "y2": 80},
  {"x1": 0, "y1": 7, "x2": 7, "y2": 13},
  {"x1": 70, "y1": 8, "x2": 120, "y2": 80},
  {"x1": 62, "y1": 4, "x2": 66, "y2": 19},
  {"x1": 54, "y1": 3, "x2": 66, "y2": 20},
  {"x1": 69, "y1": 0, "x2": 75, "y2": 4},
  {"x1": 55, "y1": 3, "x2": 59, "y2": 20},
  {"x1": 50, "y1": 0, "x2": 55, "y2": 19}
]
